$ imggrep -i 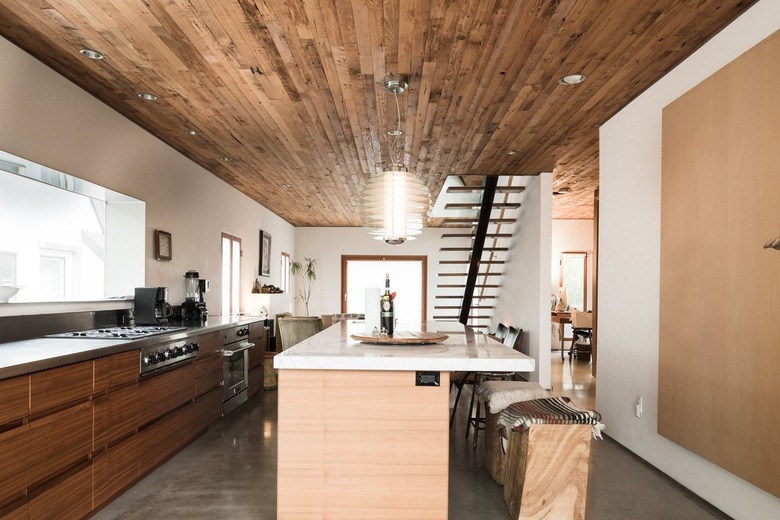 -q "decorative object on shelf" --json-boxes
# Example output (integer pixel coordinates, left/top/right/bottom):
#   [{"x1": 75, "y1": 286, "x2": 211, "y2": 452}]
[
  {"x1": 0, "y1": 283, "x2": 21, "y2": 303},
  {"x1": 259, "y1": 230, "x2": 272, "y2": 276},
  {"x1": 252, "y1": 278, "x2": 262, "y2": 293},
  {"x1": 154, "y1": 230, "x2": 172, "y2": 260},
  {"x1": 360, "y1": 73, "x2": 430, "y2": 245},
  {"x1": 290, "y1": 257, "x2": 317, "y2": 316},
  {"x1": 763, "y1": 236, "x2": 780, "y2": 250},
  {"x1": 261, "y1": 284, "x2": 283, "y2": 293}
]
